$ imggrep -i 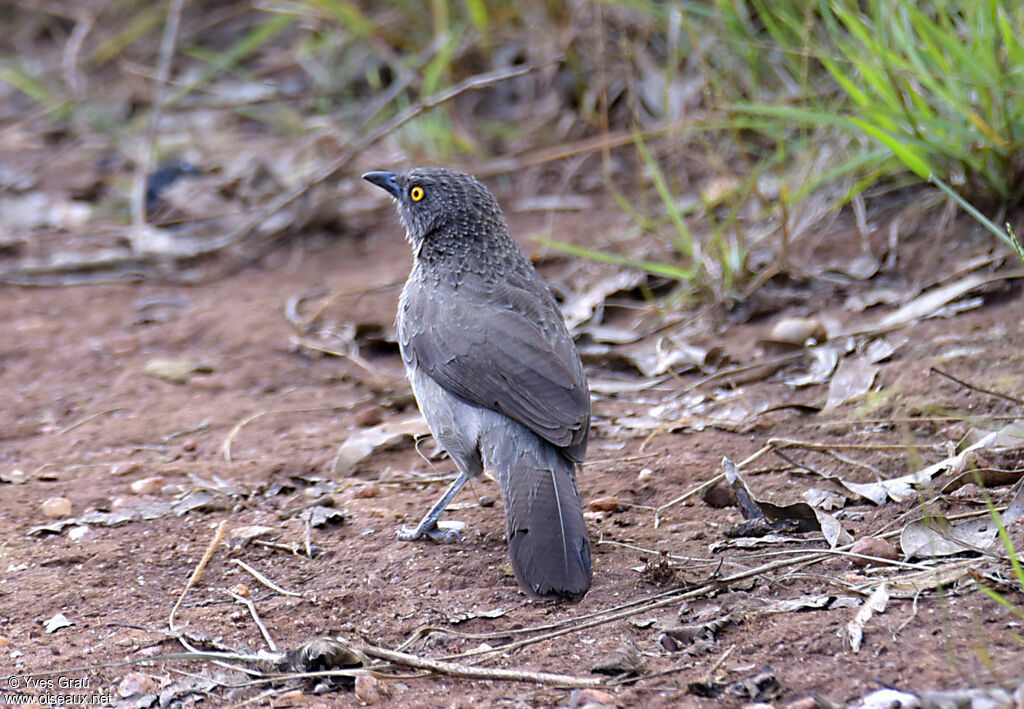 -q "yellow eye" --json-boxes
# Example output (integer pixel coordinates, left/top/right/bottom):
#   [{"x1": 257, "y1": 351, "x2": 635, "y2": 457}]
[{"x1": 410, "y1": 186, "x2": 424, "y2": 202}]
